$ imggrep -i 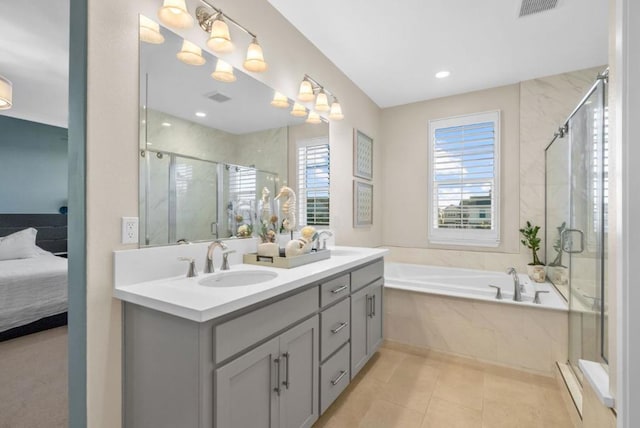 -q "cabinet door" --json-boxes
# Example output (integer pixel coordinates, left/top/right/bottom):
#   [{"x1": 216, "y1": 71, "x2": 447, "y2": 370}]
[
  {"x1": 350, "y1": 285, "x2": 370, "y2": 378},
  {"x1": 216, "y1": 337, "x2": 280, "y2": 428},
  {"x1": 367, "y1": 281, "x2": 383, "y2": 355},
  {"x1": 279, "y1": 316, "x2": 319, "y2": 428}
]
